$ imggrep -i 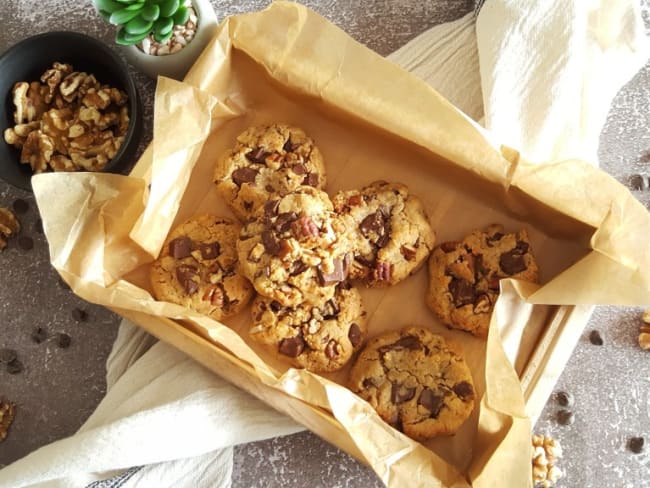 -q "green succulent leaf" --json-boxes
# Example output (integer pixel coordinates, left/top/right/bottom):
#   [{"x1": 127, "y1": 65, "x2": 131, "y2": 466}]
[
  {"x1": 93, "y1": 0, "x2": 124, "y2": 14},
  {"x1": 116, "y1": 28, "x2": 150, "y2": 45},
  {"x1": 153, "y1": 16, "x2": 174, "y2": 36},
  {"x1": 154, "y1": 28, "x2": 173, "y2": 44},
  {"x1": 114, "y1": 0, "x2": 137, "y2": 3},
  {"x1": 125, "y1": 15, "x2": 154, "y2": 35},
  {"x1": 159, "y1": 0, "x2": 180, "y2": 18},
  {"x1": 98, "y1": 9, "x2": 112, "y2": 21},
  {"x1": 141, "y1": 4, "x2": 160, "y2": 22},
  {"x1": 109, "y1": 7, "x2": 142, "y2": 26},
  {"x1": 172, "y1": 6, "x2": 189, "y2": 25},
  {"x1": 125, "y1": 3, "x2": 146, "y2": 10}
]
